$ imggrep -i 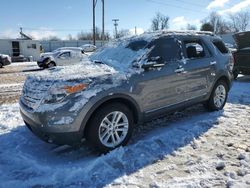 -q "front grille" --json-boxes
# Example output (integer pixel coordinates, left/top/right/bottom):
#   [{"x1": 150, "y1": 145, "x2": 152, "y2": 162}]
[{"x1": 21, "y1": 78, "x2": 52, "y2": 110}]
